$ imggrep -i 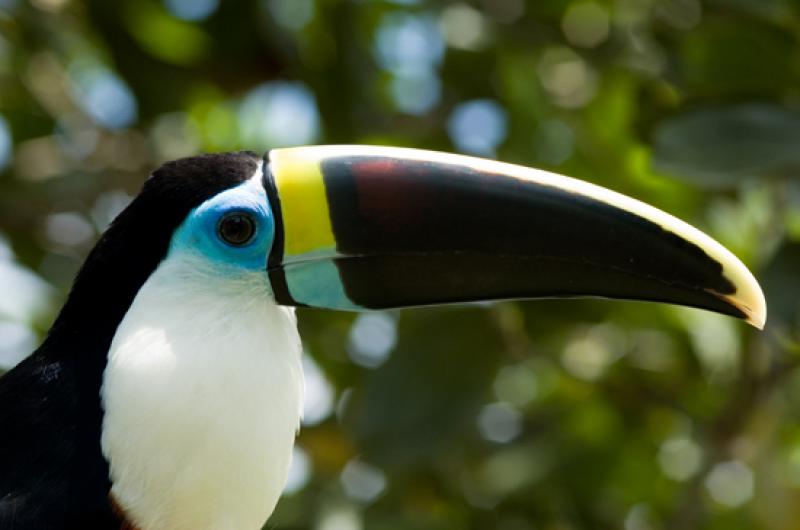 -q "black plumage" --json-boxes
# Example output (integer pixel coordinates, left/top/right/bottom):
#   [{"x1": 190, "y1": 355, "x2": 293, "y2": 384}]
[{"x1": 0, "y1": 152, "x2": 259, "y2": 530}]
